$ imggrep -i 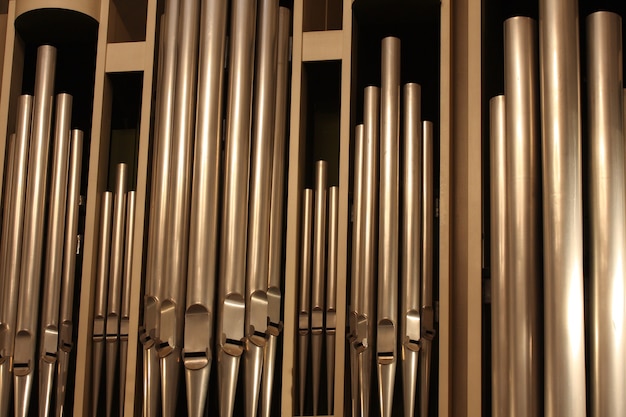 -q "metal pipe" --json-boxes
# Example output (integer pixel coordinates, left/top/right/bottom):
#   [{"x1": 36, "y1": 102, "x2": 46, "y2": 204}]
[
  {"x1": 377, "y1": 36, "x2": 400, "y2": 417},
  {"x1": 539, "y1": 0, "x2": 587, "y2": 414},
  {"x1": 489, "y1": 95, "x2": 508, "y2": 417},
  {"x1": 183, "y1": 0, "x2": 227, "y2": 414},
  {"x1": 38, "y1": 93, "x2": 73, "y2": 417},
  {"x1": 0, "y1": 95, "x2": 32, "y2": 417},
  {"x1": 119, "y1": 190, "x2": 136, "y2": 417},
  {"x1": 349, "y1": 123, "x2": 364, "y2": 417},
  {"x1": 419, "y1": 121, "x2": 435, "y2": 417},
  {"x1": 0, "y1": 133, "x2": 16, "y2": 277},
  {"x1": 260, "y1": 7, "x2": 291, "y2": 417},
  {"x1": 360, "y1": 85, "x2": 379, "y2": 417},
  {"x1": 105, "y1": 163, "x2": 128, "y2": 417},
  {"x1": 504, "y1": 16, "x2": 540, "y2": 416},
  {"x1": 401, "y1": 82, "x2": 422, "y2": 417},
  {"x1": 326, "y1": 185, "x2": 339, "y2": 414},
  {"x1": 586, "y1": 11, "x2": 625, "y2": 417},
  {"x1": 91, "y1": 192, "x2": 114, "y2": 417},
  {"x1": 142, "y1": 3, "x2": 179, "y2": 415},
  {"x1": 298, "y1": 189, "x2": 313, "y2": 417},
  {"x1": 56, "y1": 129, "x2": 83, "y2": 417},
  {"x1": 13, "y1": 45, "x2": 56, "y2": 417},
  {"x1": 244, "y1": 0, "x2": 279, "y2": 415}
]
